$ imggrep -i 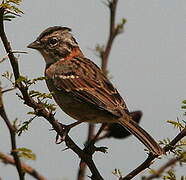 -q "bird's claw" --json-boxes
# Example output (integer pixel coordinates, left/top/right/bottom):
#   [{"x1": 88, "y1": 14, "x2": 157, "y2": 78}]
[{"x1": 84, "y1": 140, "x2": 108, "y2": 155}]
